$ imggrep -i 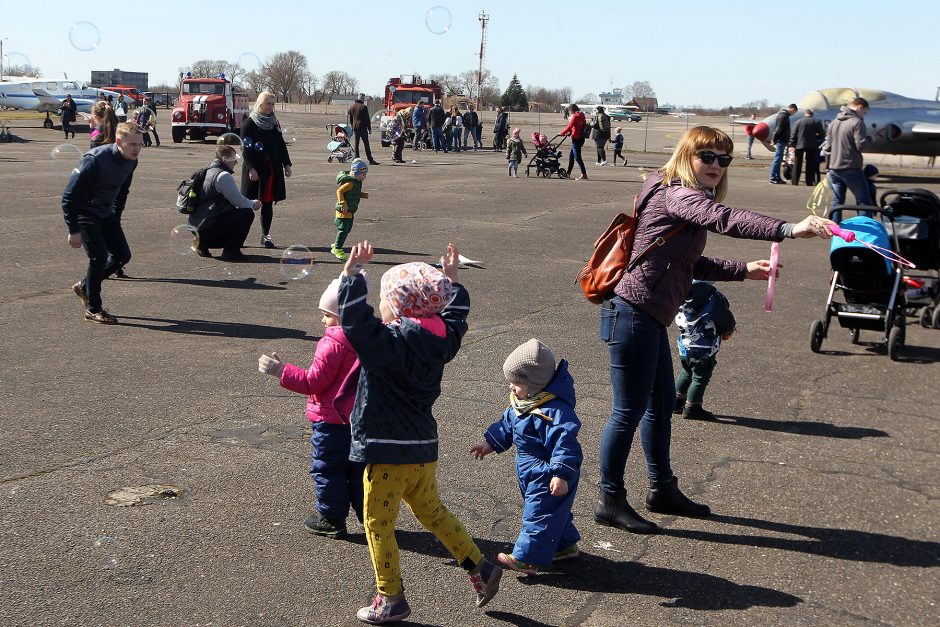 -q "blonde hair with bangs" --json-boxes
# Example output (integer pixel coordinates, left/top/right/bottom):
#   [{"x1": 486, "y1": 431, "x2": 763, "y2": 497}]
[
  {"x1": 661, "y1": 126, "x2": 734, "y2": 202},
  {"x1": 253, "y1": 91, "x2": 276, "y2": 113}
]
